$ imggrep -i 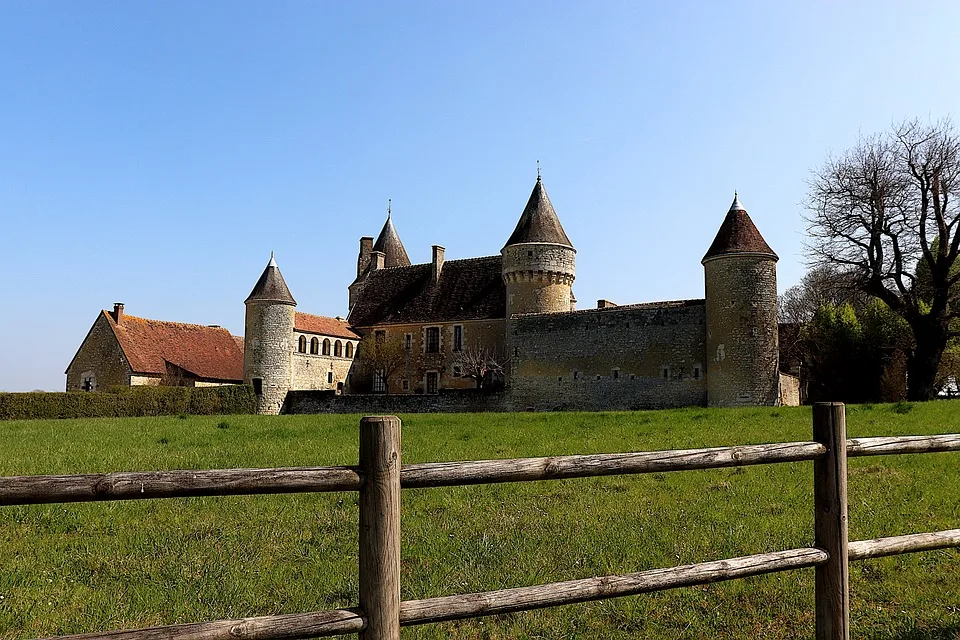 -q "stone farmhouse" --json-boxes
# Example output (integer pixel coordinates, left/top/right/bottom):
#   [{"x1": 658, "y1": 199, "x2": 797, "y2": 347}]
[{"x1": 68, "y1": 176, "x2": 799, "y2": 413}]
